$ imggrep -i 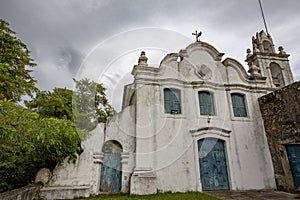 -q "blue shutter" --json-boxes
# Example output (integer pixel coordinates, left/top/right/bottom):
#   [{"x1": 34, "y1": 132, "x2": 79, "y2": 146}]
[
  {"x1": 164, "y1": 88, "x2": 181, "y2": 114},
  {"x1": 231, "y1": 93, "x2": 247, "y2": 117},
  {"x1": 199, "y1": 91, "x2": 215, "y2": 115},
  {"x1": 164, "y1": 89, "x2": 171, "y2": 113}
]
